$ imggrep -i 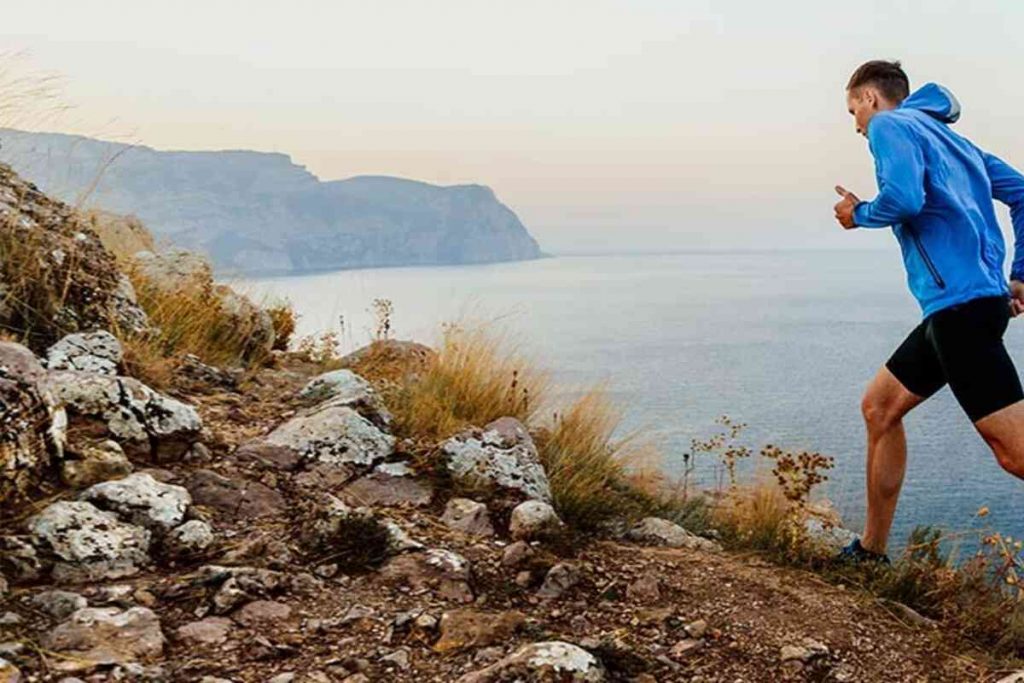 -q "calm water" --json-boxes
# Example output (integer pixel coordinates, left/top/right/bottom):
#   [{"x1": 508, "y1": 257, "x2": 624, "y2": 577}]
[{"x1": 236, "y1": 250, "x2": 1024, "y2": 550}]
